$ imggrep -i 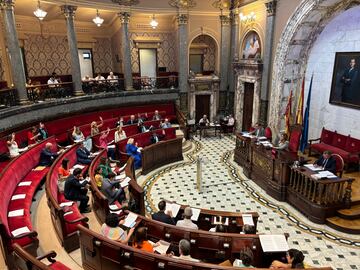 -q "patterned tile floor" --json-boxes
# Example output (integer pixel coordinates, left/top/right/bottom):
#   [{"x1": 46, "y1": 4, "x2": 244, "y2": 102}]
[{"x1": 141, "y1": 136, "x2": 360, "y2": 270}]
